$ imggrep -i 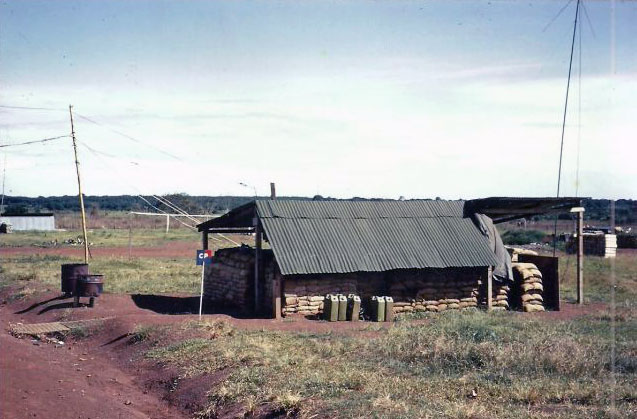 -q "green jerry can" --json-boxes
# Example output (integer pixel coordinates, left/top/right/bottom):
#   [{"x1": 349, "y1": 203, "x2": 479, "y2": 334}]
[
  {"x1": 337, "y1": 294, "x2": 348, "y2": 321},
  {"x1": 370, "y1": 296, "x2": 386, "y2": 322},
  {"x1": 384, "y1": 296, "x2": 395, "y2": 322},
  {"x1": 347, "y1": 294, "x2": 361, "y2": 321},
  {"x1": 323, "y1": 294, "x2": 339, "y2": 322}
]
